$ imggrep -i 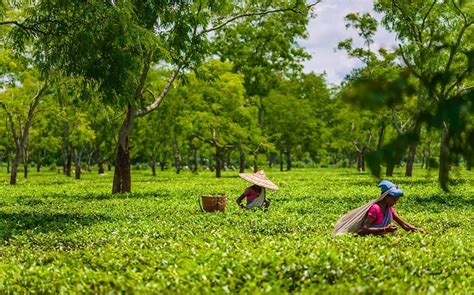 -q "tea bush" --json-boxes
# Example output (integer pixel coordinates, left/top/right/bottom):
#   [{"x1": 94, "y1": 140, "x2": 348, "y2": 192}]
[{"x1": 0, "y1": 168, "x2": 472, "y2": 293}]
